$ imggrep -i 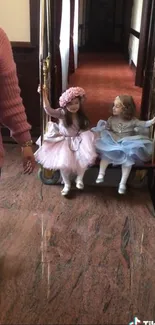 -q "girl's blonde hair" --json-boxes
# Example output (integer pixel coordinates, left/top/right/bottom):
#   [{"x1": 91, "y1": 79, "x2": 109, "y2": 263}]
[{"x1": 117, "y1": 95, "x2": 136, "y2": 120}]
